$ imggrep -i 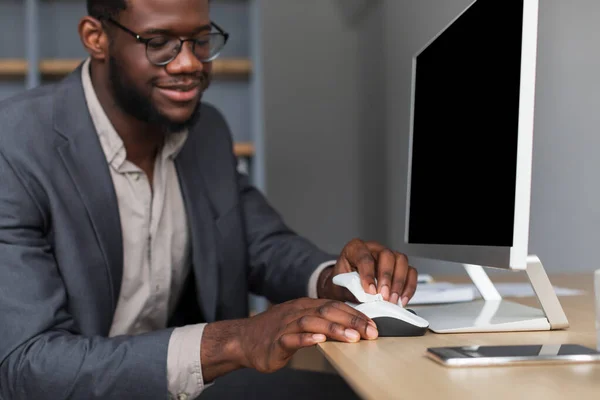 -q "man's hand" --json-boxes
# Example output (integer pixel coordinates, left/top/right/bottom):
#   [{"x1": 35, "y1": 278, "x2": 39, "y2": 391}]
[
  {"x1": 239, "y1": 298, "x2": 378, "y2": 373},
  {"x1": 317, "y1": 239, "x2": 418, "y2": 306},
  {"x1": 201, "y1": 298, "x2": 378, "y2": 380}
]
